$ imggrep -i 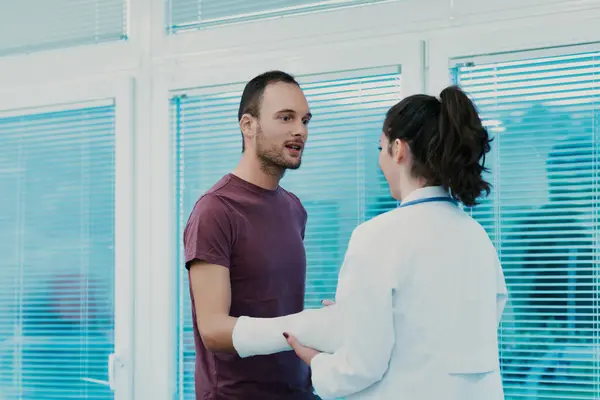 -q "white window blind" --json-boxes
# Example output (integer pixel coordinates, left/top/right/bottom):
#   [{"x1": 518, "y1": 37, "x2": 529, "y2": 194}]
[
  {"x1": 455, "y1": 50, "x2": 600, "y2": 399},
  {"x1": 0, "y1": 103, "x2": 116, "y2": 400},
  {"x1": 0, "y1": 0, "x2": 127, "y2": 56},
  {"x1": 166, "y1": 0, "x2": 389, "y2": 32},
  {"x1": 172, "y1": 68, "x2": 401, "y2": 399}
]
